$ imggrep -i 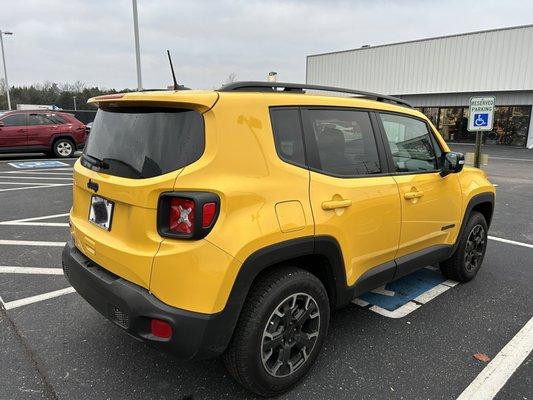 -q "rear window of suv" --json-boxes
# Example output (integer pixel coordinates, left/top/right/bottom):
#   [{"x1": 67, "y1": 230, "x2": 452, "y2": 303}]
[{"x1": 82, "y1": 107, "x2": 204, "y2": 179}]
